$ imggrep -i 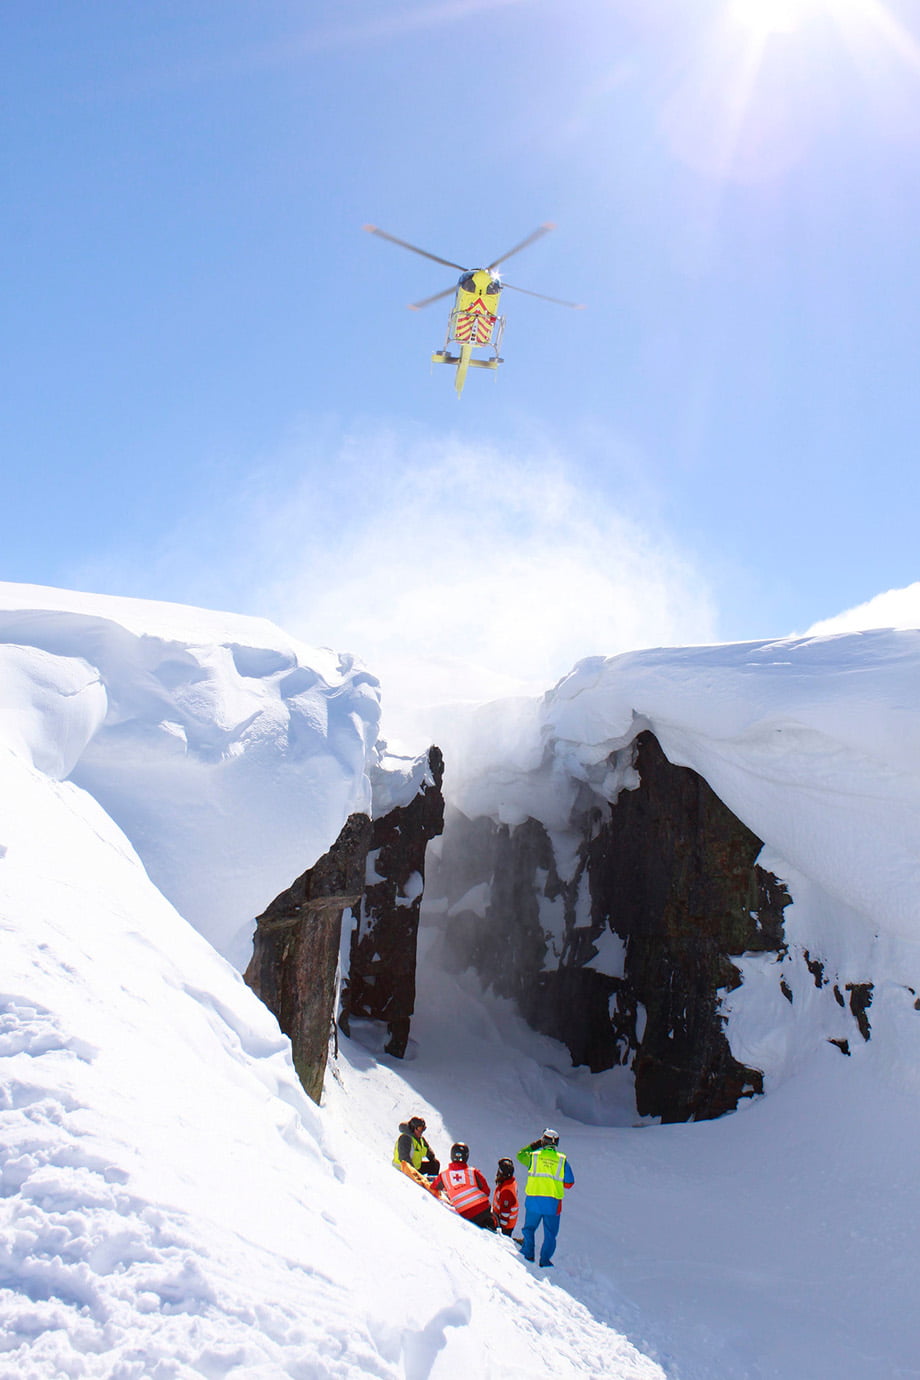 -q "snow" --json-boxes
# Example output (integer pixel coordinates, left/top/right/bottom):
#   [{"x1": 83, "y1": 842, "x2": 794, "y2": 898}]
[
  {"x1": 3, "y1": 580, "x2": 920, "y2": 1377},
  {"x1": 0, "y1": 743, "x2": 660, "y2": 1378},
  {"x1": 369, "y1": 747, "x2": 437, "y2": 821},
  {"x1": 443, "y1": 631, "x2": 920, "y2": 943},
  {"x1": 372, "y1": 950, "x2": 920, "y2": 1380},
  {"x1": 588, "y1": 927, "x2": 627, "y2": 979},
  {"x1": 0, "y1": 583, "x2": 382, "y2": 967}
]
